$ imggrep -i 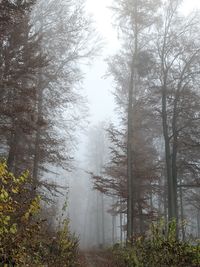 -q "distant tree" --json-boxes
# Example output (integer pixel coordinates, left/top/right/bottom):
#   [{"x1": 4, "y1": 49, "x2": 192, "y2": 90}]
[
  {"x1": 92, "y1": 107, "x2": 160, "y2": 235},
  {"x1": 87, "y1": 122, "x2": 110, "y2": 247}
]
